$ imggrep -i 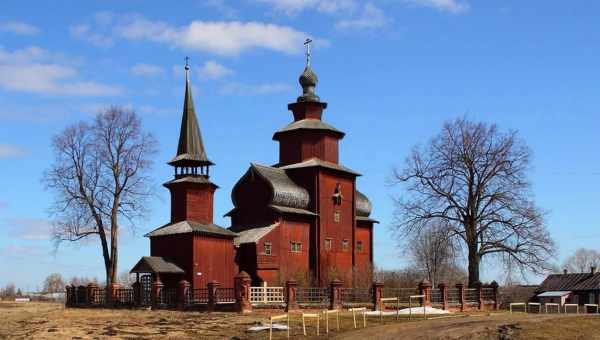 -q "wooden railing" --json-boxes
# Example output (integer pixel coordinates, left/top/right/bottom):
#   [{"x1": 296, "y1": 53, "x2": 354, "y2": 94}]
[{"x1": 250, "y1": 285, "x2": 285, "y2": 304}]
